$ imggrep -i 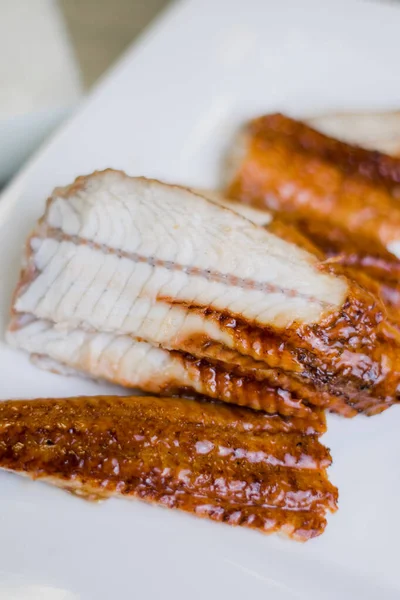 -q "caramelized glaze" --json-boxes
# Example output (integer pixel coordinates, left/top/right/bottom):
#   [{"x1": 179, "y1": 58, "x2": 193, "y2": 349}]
[
  {"x1": 0, "y1": 395, "x2": 336, "y2": 541},
  {"x1": 225, "y1": 114, "x2": 400, "y2": 415},
  {"x1": 177, "y1": 285, "x2": 400, "y2": 416}
]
